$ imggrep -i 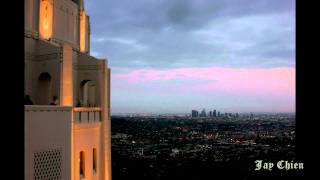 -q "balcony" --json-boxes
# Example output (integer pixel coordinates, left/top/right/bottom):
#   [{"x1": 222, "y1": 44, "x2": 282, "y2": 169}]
[
  {"x1": 25, "y1": 105, "x2": 102, "y2": 124},
  {"x1": 73, "y1": 107, "x2": 101, "y2": 123}
]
